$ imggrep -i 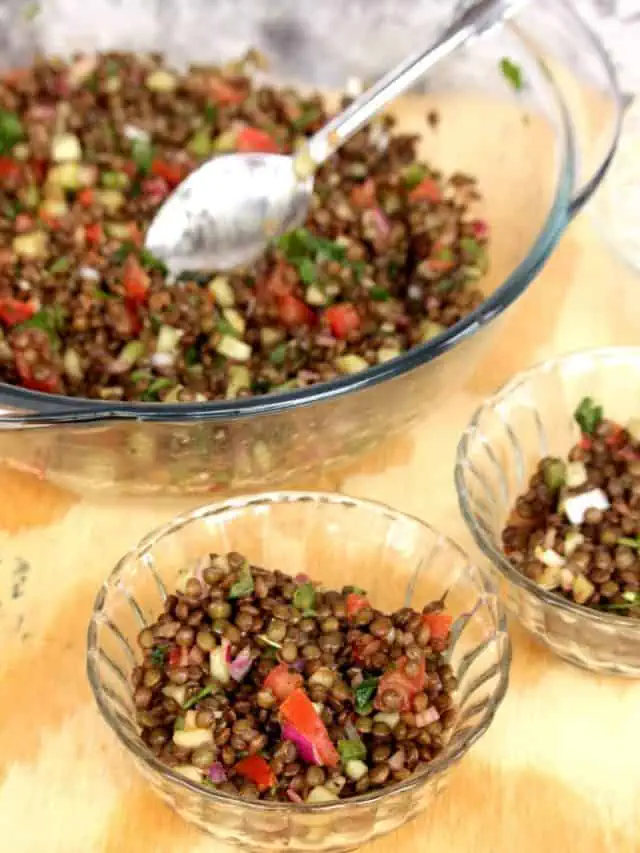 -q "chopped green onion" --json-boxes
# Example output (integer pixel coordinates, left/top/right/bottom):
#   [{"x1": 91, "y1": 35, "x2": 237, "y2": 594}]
[
  {"x1": 499, "y1": 57, "x2": 524, "y2": 91},
  {"x1": 228, "y1": 561, "x2": 254, "y2": 599},
  {"x1": 343, "y1": 585, "x2": 367, "y2": 595},
  {"x1": 16, "y1": 306, "x2": 66, "y2": 344},
  {"x1": 139, "y1": 247, "x2": 167, "y2": 273},
  {"x1": 354, "y1": 675, "x2": 378, "y2": 714},
  {"x1": 617, "y1": 537, "x2": 640, "y2": 550},
  {"x1": 0, "y1": 109, "x2": 24, "y2": 154},
  {"x1": 204, "y1": 103, "x2": 218, "y2": 124},
  {"x1": 293, "y1": 582, "x2": 316, "y2": 613},
  {"x1": 574, "y1": 396, "x2": 603, "y2": 435},
  {"x1": 297, "y1": 257, "x2": 316, "y2": 284},
  {"x1": 258, "y1": 635, "x2": 282, "y2": 650},
  {"x1": 182, "y1": 684, "x2": 214, "y2": 710},
  {"x1": 101, "y1": 170, "x2": 130, "y2": 189},
  {"x1": 338, "y1": 738, "x2": 367, "y2": 763},
  {"x1": 292, "y1": 105, "x2": 321, "y2": 131}
]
